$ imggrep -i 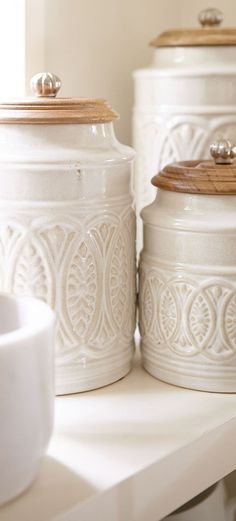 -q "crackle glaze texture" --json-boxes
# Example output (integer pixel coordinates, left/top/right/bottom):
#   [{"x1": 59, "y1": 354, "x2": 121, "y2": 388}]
[
  {"x1": 140, "y1": 190, "x2": 236, "y2": 392},
  {"x1": 133, "y1": 46, "x2": 236, "y2": 251},
  {"x1": 0, "y1": 123, "x2": 136, "y2": 394}
]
